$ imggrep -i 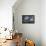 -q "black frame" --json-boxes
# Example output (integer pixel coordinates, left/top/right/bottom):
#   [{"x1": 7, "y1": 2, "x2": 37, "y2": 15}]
[{"x1": 22, "y1": 15, "x2": 35, "y2": 24}]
